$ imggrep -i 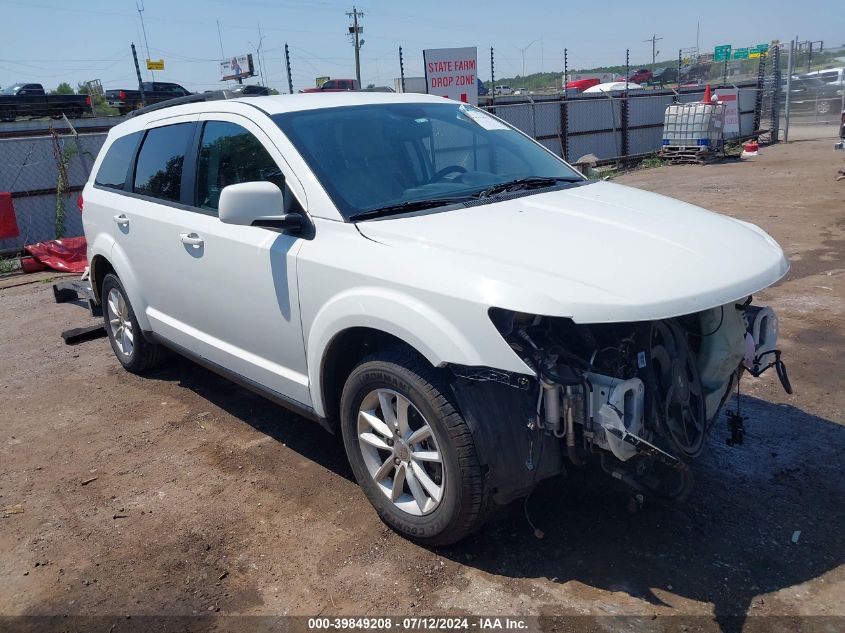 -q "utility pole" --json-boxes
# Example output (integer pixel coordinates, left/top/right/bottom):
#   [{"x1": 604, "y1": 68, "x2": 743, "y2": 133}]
[
  {"x1": 346, "y1": 7, "x2": 364, "y2": 86},
  {"x1": 131, "y1": 43, "x2": 146, "y2": 107},
  {"x1": 285, "y1": 43, "x2": 293, "y2": 94},
  {"x1": 136, "y1": 1, "x2": 153, "y2": 80},
  {"x1": 643, "y1": 34, "x2": 663, "y2": 73},
  {"x1": 216, "y1": 20, "x2": 225, "y2": 59}
]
